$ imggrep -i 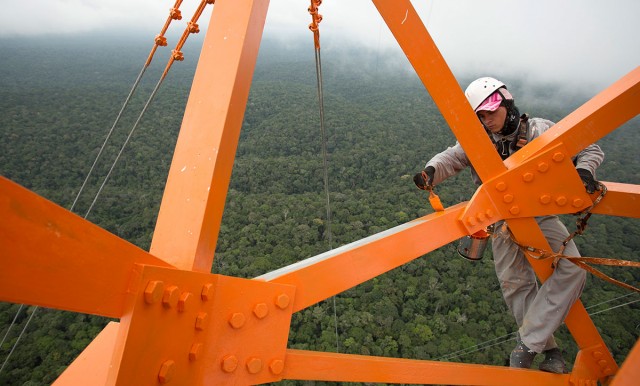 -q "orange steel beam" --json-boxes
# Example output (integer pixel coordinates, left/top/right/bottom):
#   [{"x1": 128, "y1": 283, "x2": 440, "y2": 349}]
[
  {"x1": 460, "y1": 142, "x2": 592, "y2": 235},
  {"x1": 590, "y1": 182, "x2": 640, "y2": 218},
  {"x1": 371, "y1": 0, "x2": 505, "y2": 184},
  {"x1": 149, "y1": 0, "x2": 270, "y2": 272},
  {"x1": 0, "y1": 0, "x2": 637, "y2": 385},
  {"x1": 53, "y1": 322, "x2": 120, "y2": 386},
  {"x1": 106, "y1": 265, "x2": 295, "y2": 385},
  {"x1": 506, "y1": 216, "x2": 619, "y2": 382},
  {"x1": 0, "y1": 177, "x2": 173, "y2": 318},
  {"x1": 506, "y1": 66, "x2": 640, "y2": 169},
  {"x1": 260, "y1": 203, "x2": 470, "y2": 312},
  {"x1": 284, "y1": 349, "x2": 571, "y2": 385},
  {"x1": 611, "y1": 340, "x2": 640, "y2": 386}
]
